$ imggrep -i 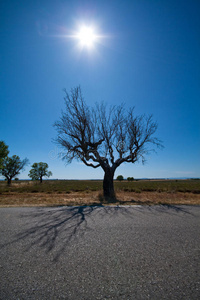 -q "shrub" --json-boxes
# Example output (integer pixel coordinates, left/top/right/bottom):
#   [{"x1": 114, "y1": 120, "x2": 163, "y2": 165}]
[
  {"x1": 116, "y1": 175, "x2": 124, "y2": 181},
  {"x1": 127, "y1": 177, "x2": 134, "y2": 181}
]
